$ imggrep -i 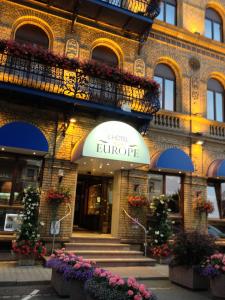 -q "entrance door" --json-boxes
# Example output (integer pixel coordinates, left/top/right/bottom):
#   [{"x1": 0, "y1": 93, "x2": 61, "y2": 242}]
[{"x1": 74, "y1": 175, "x2": 113, "y2": 233}]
